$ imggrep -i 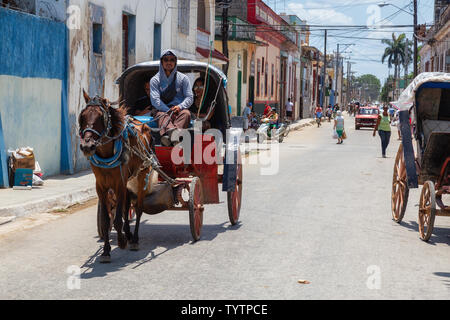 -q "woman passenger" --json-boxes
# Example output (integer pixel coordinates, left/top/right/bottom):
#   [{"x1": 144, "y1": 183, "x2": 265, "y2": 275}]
[{"x1": 191, "y1": 77, "x2": 212, "y2": 130}]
